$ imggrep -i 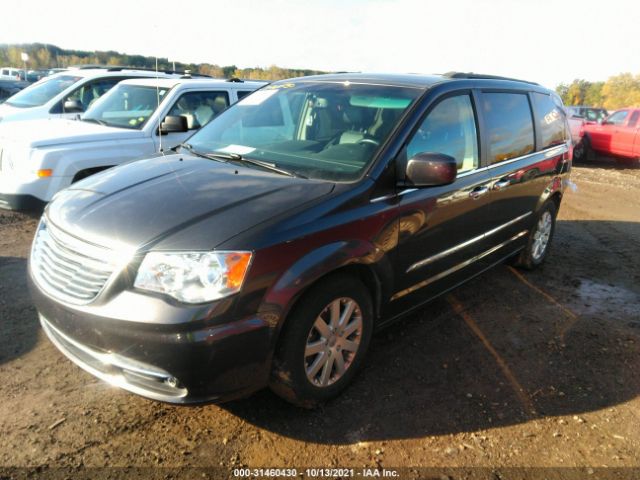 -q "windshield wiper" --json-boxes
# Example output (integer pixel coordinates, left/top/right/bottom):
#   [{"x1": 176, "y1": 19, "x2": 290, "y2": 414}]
[
  {"x1": 221, "y1": 153, "x2": 307, "y2": 178},
  {"x1": 178, "y1": 145, "x2": 307, "y2": 178},
  {"x1": 177, "y1": 143, "x2": 229, "y2": 163},
  {"x1": 82, "y1": 117, "x2": 108, "y2": 126},
  {"x1": 231, "y1": 156, "x2": 300, "y2": 178}
]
